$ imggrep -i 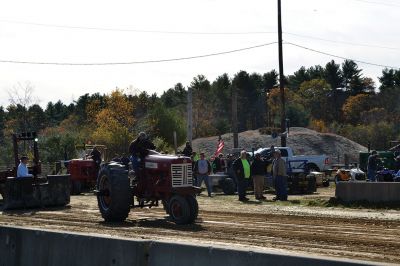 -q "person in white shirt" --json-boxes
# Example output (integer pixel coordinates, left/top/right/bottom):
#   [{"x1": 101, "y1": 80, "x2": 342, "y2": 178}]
[{"x1": 17, "y1": 156, "x2": 33, "y2": 178}]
